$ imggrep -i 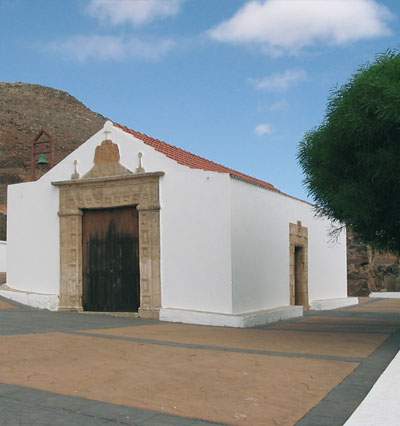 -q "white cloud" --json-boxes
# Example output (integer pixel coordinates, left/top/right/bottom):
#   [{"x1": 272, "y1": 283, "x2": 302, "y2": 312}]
[
  {"x1": 251, "y1": 69, "x2": 307, "y2": 92},
  {"x1": 87, "y1": 0, "x2": 183, "y2": 26},
  {"x1": 47, "y1": 35, "x2": 175, "y2": 62},
  {"x1": 255, "y1": 123, "x2": 273, "y2": 136},
  {"x1": 209, "y1": 0, "x2": 393, "y2": 55},
  {"x1": 269, "y1": 100, "x2": 289, "y2": 112}
]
